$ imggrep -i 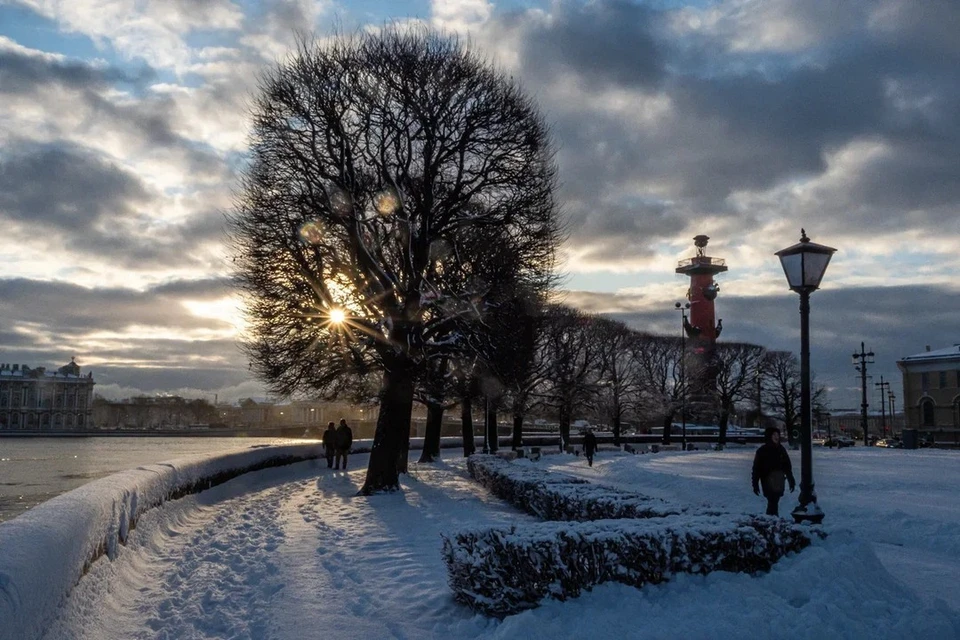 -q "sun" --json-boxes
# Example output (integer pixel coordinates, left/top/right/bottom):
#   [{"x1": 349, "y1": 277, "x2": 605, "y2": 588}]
[{"x1": 329, "y1": 308, "x2": 346, "y2": 324}]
